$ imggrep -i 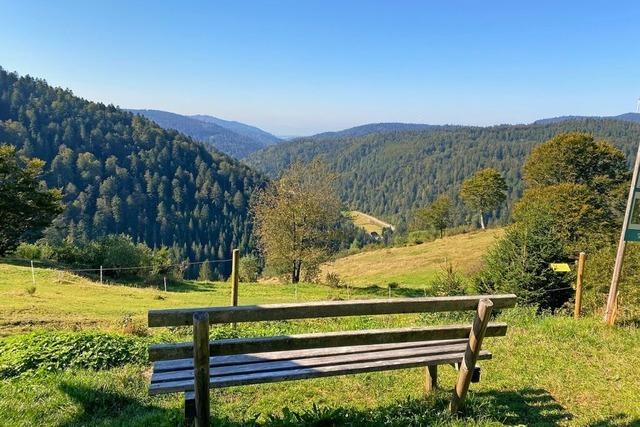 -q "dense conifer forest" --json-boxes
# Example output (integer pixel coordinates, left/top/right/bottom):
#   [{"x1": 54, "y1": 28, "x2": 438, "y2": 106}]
[
  {"x1": 246, "y1": 120, "x2": 640, "y2": 225},
  {"x1": 0, "y1": 68, "x2": 264, "y2": 277}
]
